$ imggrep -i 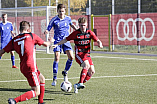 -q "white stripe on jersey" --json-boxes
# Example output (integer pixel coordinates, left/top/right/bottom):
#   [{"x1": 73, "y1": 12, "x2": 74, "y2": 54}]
[
  {"x1": 33, "y1": 47, "x2": 37, "y2": 72},
  {"x1": 47, "y1": 16, "x2": 58, "y2": 31},
  {"x1": 76, "y1": 54, "x2": 83, "y2": 64},
  {"x1": 32, "y1": 72, "x2": 39, "y2": 86}
]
